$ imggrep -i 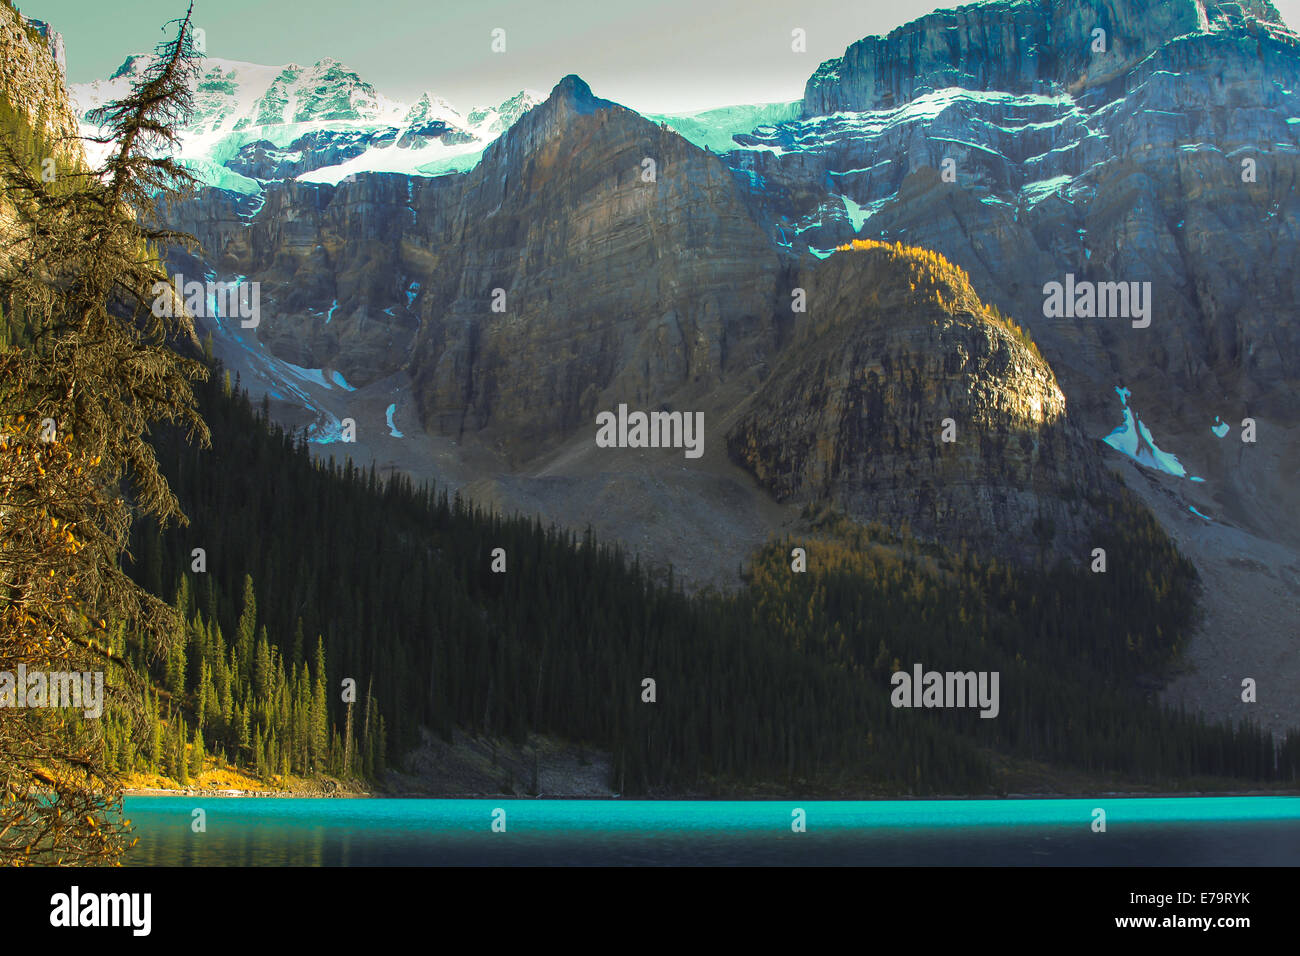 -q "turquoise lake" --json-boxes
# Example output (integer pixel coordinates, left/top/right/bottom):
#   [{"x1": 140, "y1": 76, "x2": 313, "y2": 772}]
[{"x1": 122, "y1": 796, "x2": 1300, "y2": 865}]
